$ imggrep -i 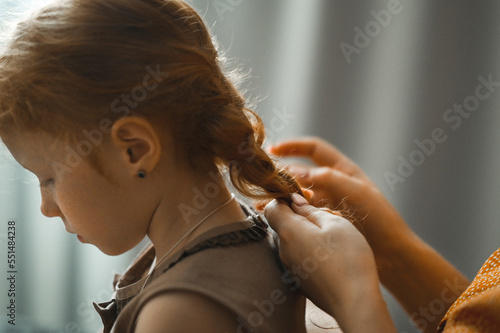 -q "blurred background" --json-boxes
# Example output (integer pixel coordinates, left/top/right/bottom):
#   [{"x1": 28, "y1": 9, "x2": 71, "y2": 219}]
[{"x1": 1, "y1": 0, "x2": 500, "y2": 332}]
